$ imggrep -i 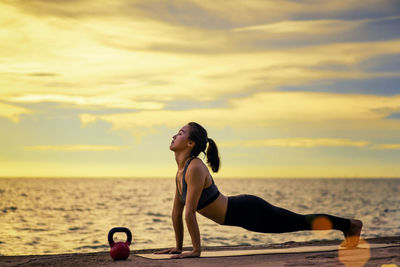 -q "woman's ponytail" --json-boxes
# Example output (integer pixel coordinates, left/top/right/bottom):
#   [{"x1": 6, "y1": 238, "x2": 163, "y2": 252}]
[
  {"x1": 188, "y1": 122, "x2": 221, "y2": 173},
  {"x1": 206, "y1": 138, "x2": 220, "y2": 173}
]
